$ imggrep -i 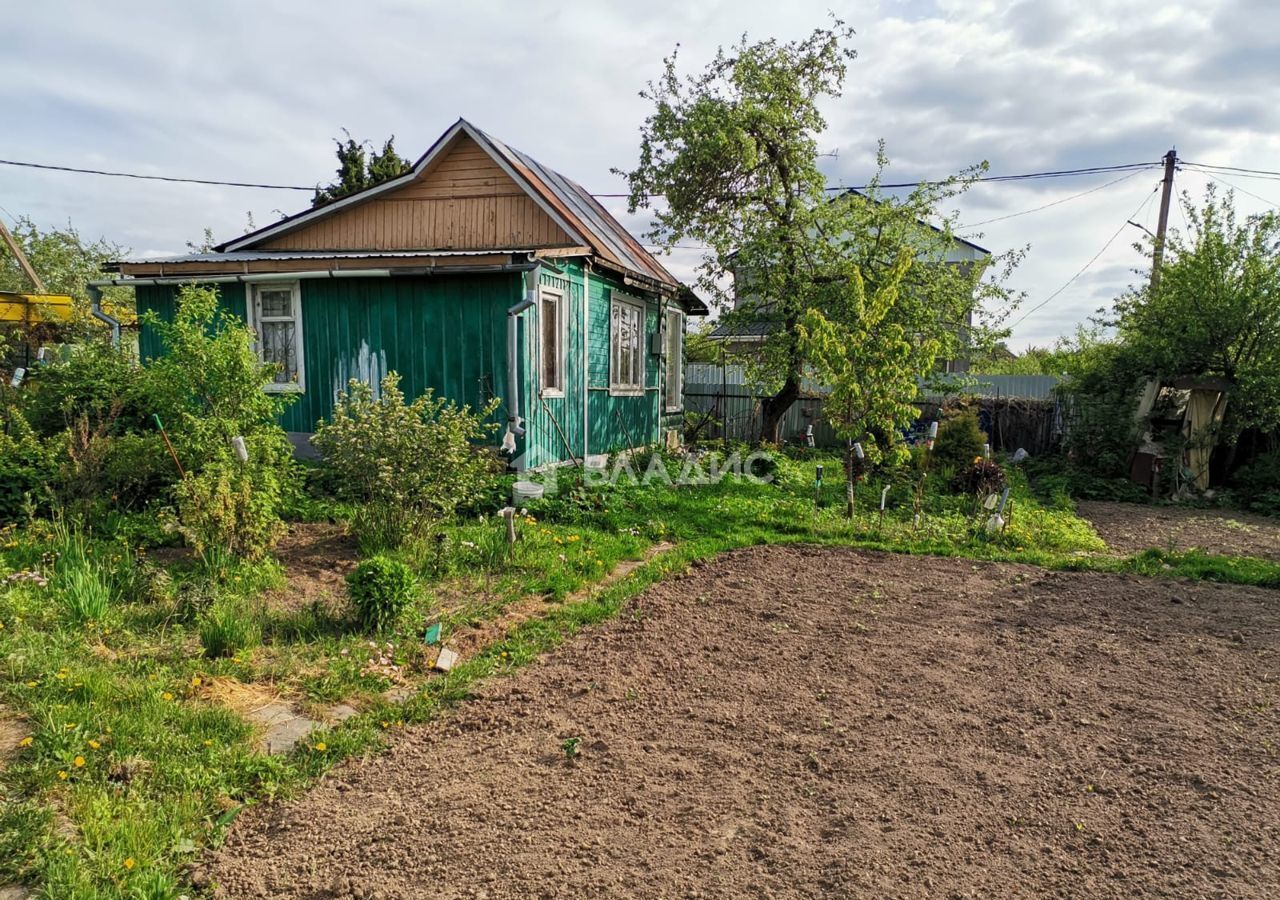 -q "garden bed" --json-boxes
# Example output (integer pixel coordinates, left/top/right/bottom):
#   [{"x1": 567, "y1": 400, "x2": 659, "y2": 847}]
[
  {"x1": 1079, "y1": 500, "x2": 1280, "y2": 561},
  {"x1": 204, "y1": 544, "x2": 1280, "y2": 899}
]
